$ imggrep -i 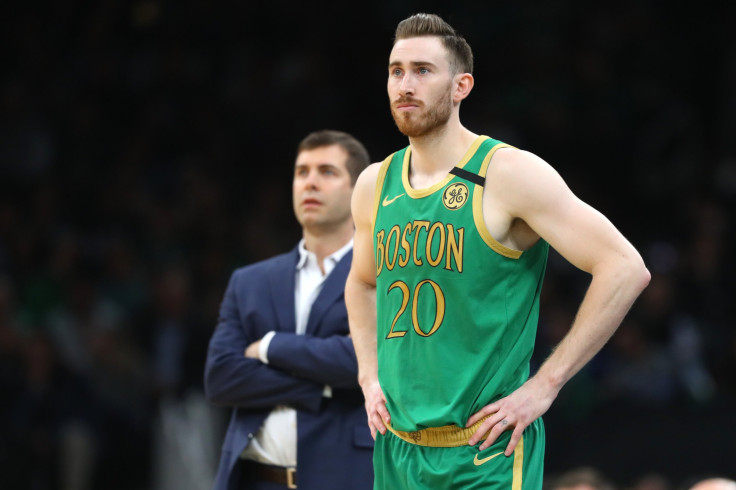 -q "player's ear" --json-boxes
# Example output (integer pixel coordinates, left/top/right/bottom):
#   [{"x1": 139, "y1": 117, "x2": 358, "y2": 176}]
[{"x1": 453, "y1": 73, "x2": 474, "y2": 102}]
